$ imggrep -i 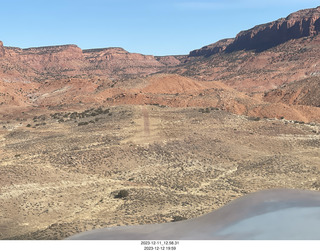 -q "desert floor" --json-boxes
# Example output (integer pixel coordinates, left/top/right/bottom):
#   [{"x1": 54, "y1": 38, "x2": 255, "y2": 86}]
[{"x1": 0, "y1": 105, "x2": 319, "y2": 239}]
